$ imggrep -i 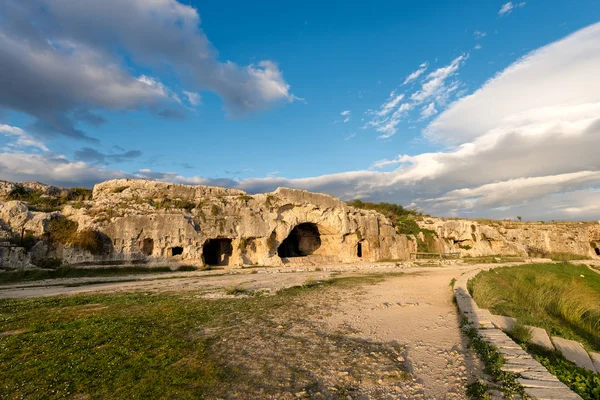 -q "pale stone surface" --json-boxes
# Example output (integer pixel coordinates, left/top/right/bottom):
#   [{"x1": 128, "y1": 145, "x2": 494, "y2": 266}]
[
  {"x1": 0, "y1": 179, "x2": 417, "y2": 268},
  {"x1": 490, "y1": 314, "x2": 517, "y2": 331},
  {"x1": 590, "y1": 352, "x2": 600, "y2": 372},
  {"x1": 419, "y1": 217, "x2": 600, "y2": 259},
  {"x1": 551, "y1": 336, "x2": 597, "y2": 372},
  {"x1": 527, "y1": 326, "x2": 554, "y2": 350}
]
